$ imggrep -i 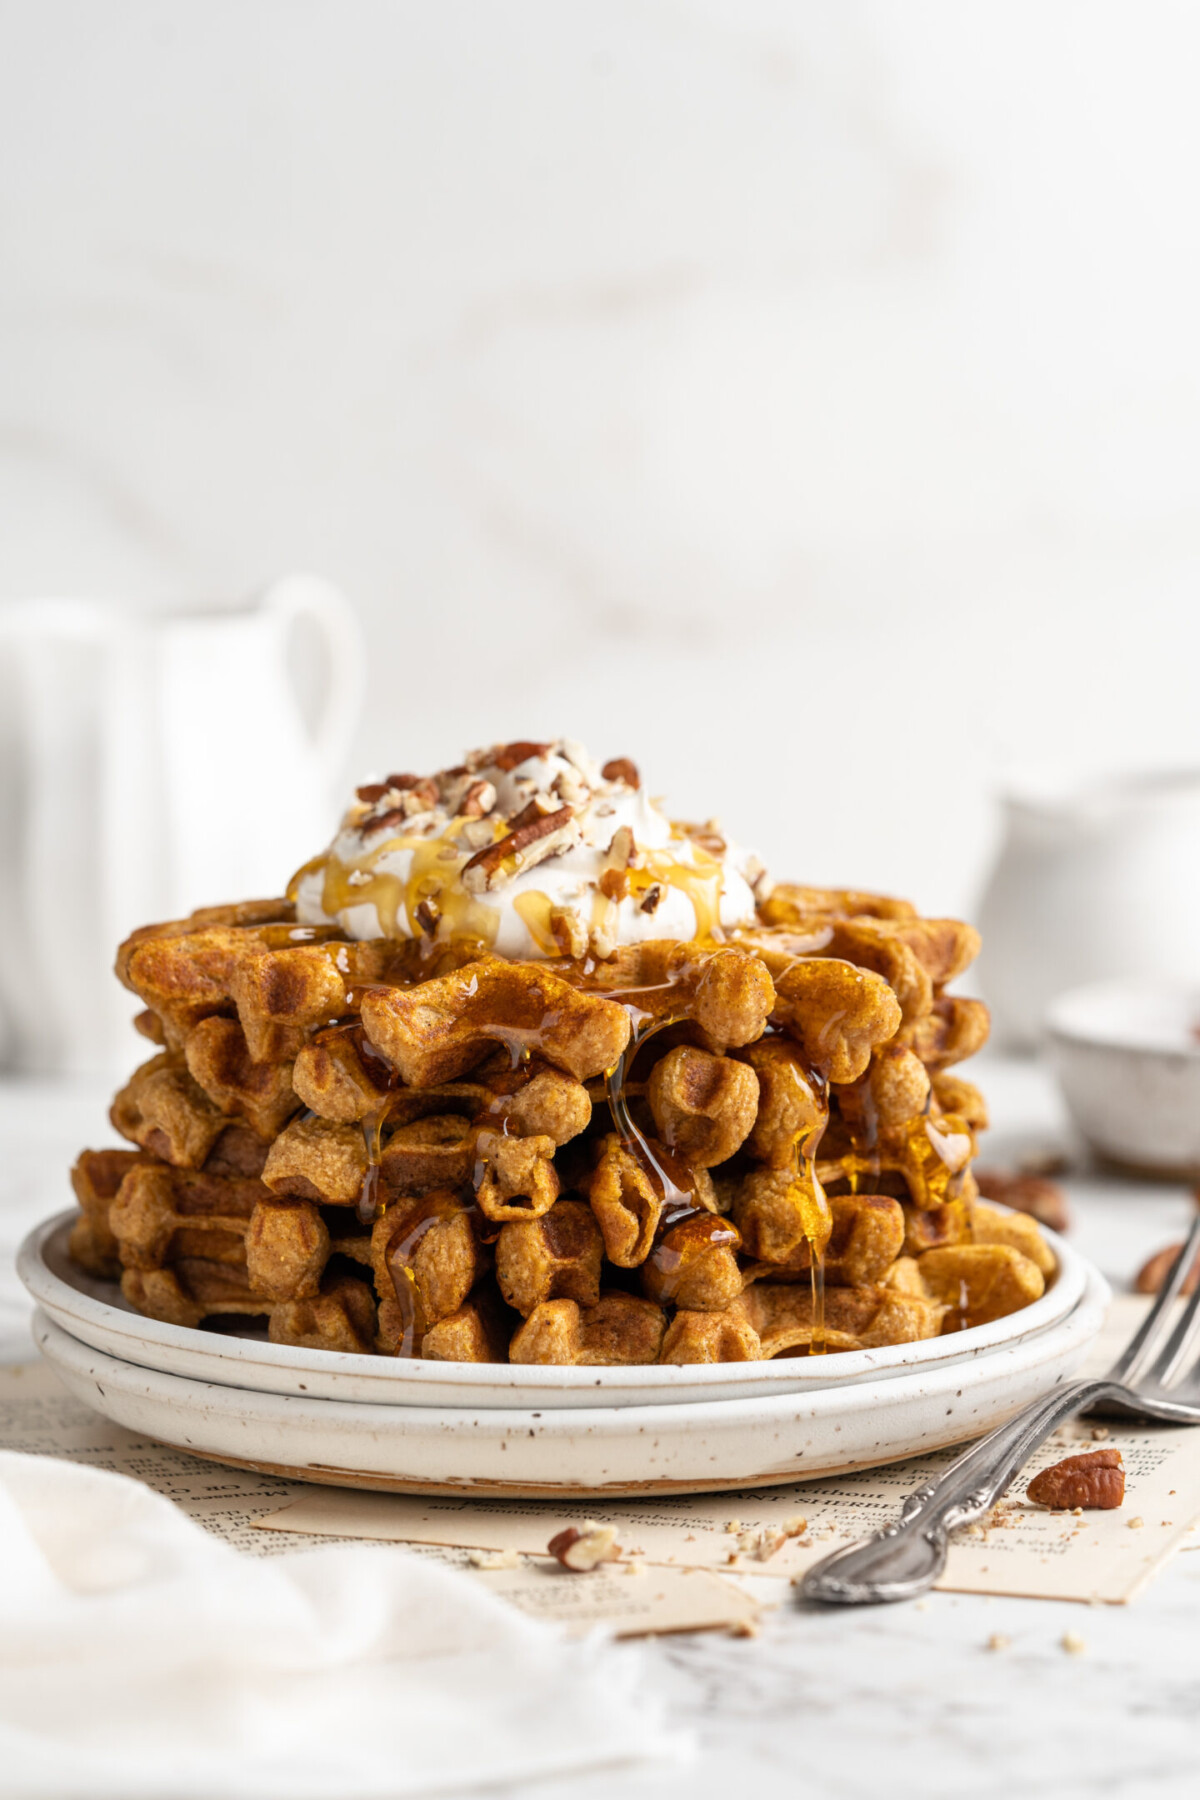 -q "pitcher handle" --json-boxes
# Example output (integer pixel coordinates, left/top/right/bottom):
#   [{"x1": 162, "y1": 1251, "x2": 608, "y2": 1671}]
[{"x1": 261, "y1": 573, "x2": 365, "y2": 776}]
